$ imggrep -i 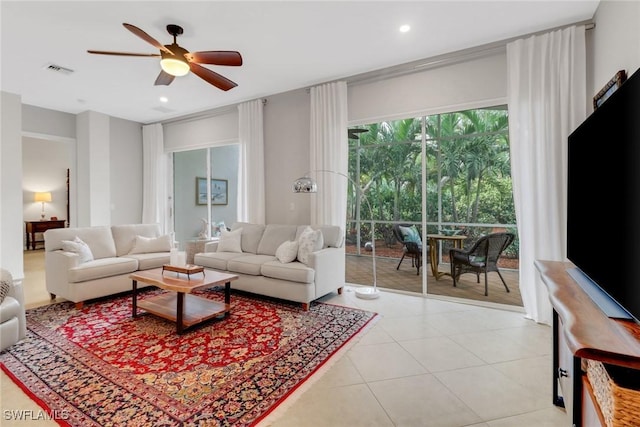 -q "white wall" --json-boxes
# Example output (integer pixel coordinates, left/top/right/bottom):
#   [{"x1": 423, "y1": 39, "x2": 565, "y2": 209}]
[{"x1": 589, "y1": 0, "x2": 640, "y2": 108}]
